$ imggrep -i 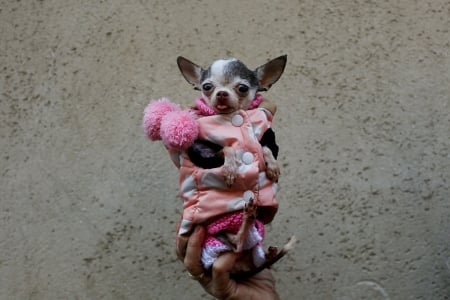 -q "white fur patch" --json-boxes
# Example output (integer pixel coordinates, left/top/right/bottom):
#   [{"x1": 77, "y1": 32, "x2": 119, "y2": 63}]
[{"x1": 210, "y1": 58, "x2": 236, "y2": 81}]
